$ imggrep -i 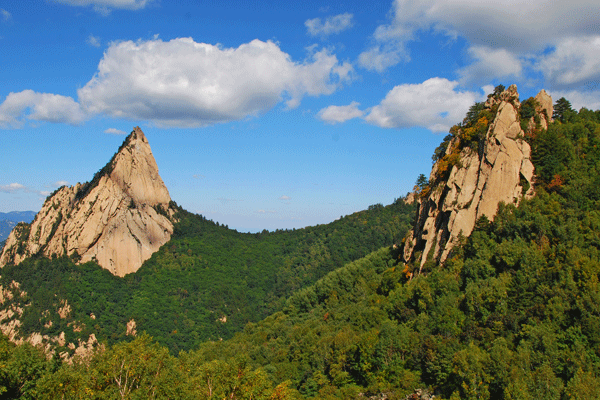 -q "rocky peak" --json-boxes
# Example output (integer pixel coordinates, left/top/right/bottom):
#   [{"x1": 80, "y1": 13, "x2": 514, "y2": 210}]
[
  {"x1": 402, "y1": 86, "x2": 550, "y2": 272},
  {"x1": 0, "y1": 127, "x2": 176, "y2": 277},
  {"x1": 534, "y1": 89, "x2": 553, "y2": 130},
  {"x1": 107, "y1": 127, "x2": 171, "y2": 207},
  {"x1": 485, "y1": 84, "x2": 520, "y2": 109}
]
